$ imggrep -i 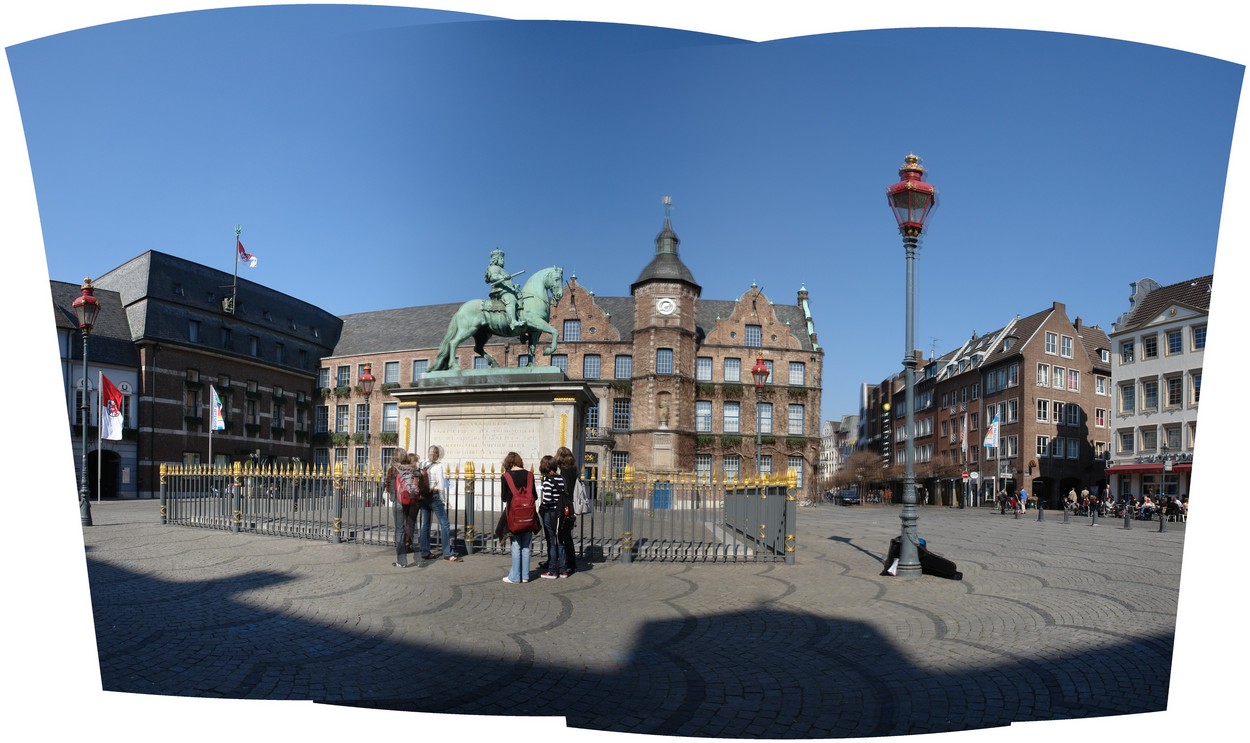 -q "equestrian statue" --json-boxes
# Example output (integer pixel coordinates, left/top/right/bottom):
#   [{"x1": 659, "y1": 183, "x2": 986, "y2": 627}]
[{"x1": 429, "y1": 248, "x2": 564, "y2": 371}]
